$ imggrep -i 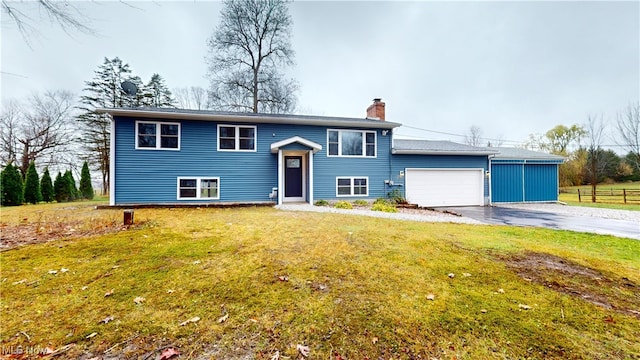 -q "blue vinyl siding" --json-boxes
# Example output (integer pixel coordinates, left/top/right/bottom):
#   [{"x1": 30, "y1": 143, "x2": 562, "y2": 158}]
[
  {"x1": 491, "y1": 163, "x2": 524, "y2": 203},
  {"x1": 524, "y1": 164, "x2": 558, "y2": 201},
  {"x1": 113, "y1": 116, "x2": 393, "y2": 204},
  {"x1": 390, "y1": 155, "x2": 490, "y2": 201},
  {"x1": 490, "y1": 162, "x2": 559, "y2": 203}
]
